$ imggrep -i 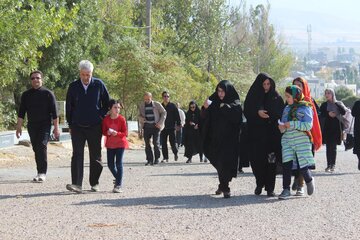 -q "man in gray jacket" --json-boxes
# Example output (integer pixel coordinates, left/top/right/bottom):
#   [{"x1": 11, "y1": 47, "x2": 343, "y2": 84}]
[{"x1": 139, "y1": 92, "x2": 167, "y2": 165}]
